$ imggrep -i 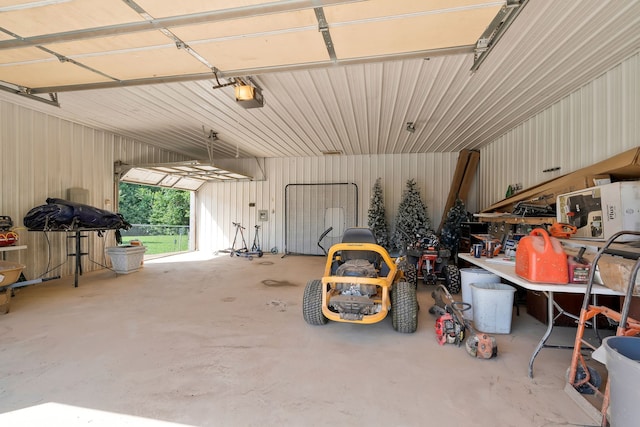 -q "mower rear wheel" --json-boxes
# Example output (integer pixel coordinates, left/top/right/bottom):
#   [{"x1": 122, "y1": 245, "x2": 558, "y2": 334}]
[
  {"x1": 444, "y1": 264, "x2": 461, "y2": 294},
  {"x1": 391, "y1": 281, "x2": 418, "y2": 333},
  {"x1": 303, "y1": 279, "x2": 328, "y2": 326}
]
